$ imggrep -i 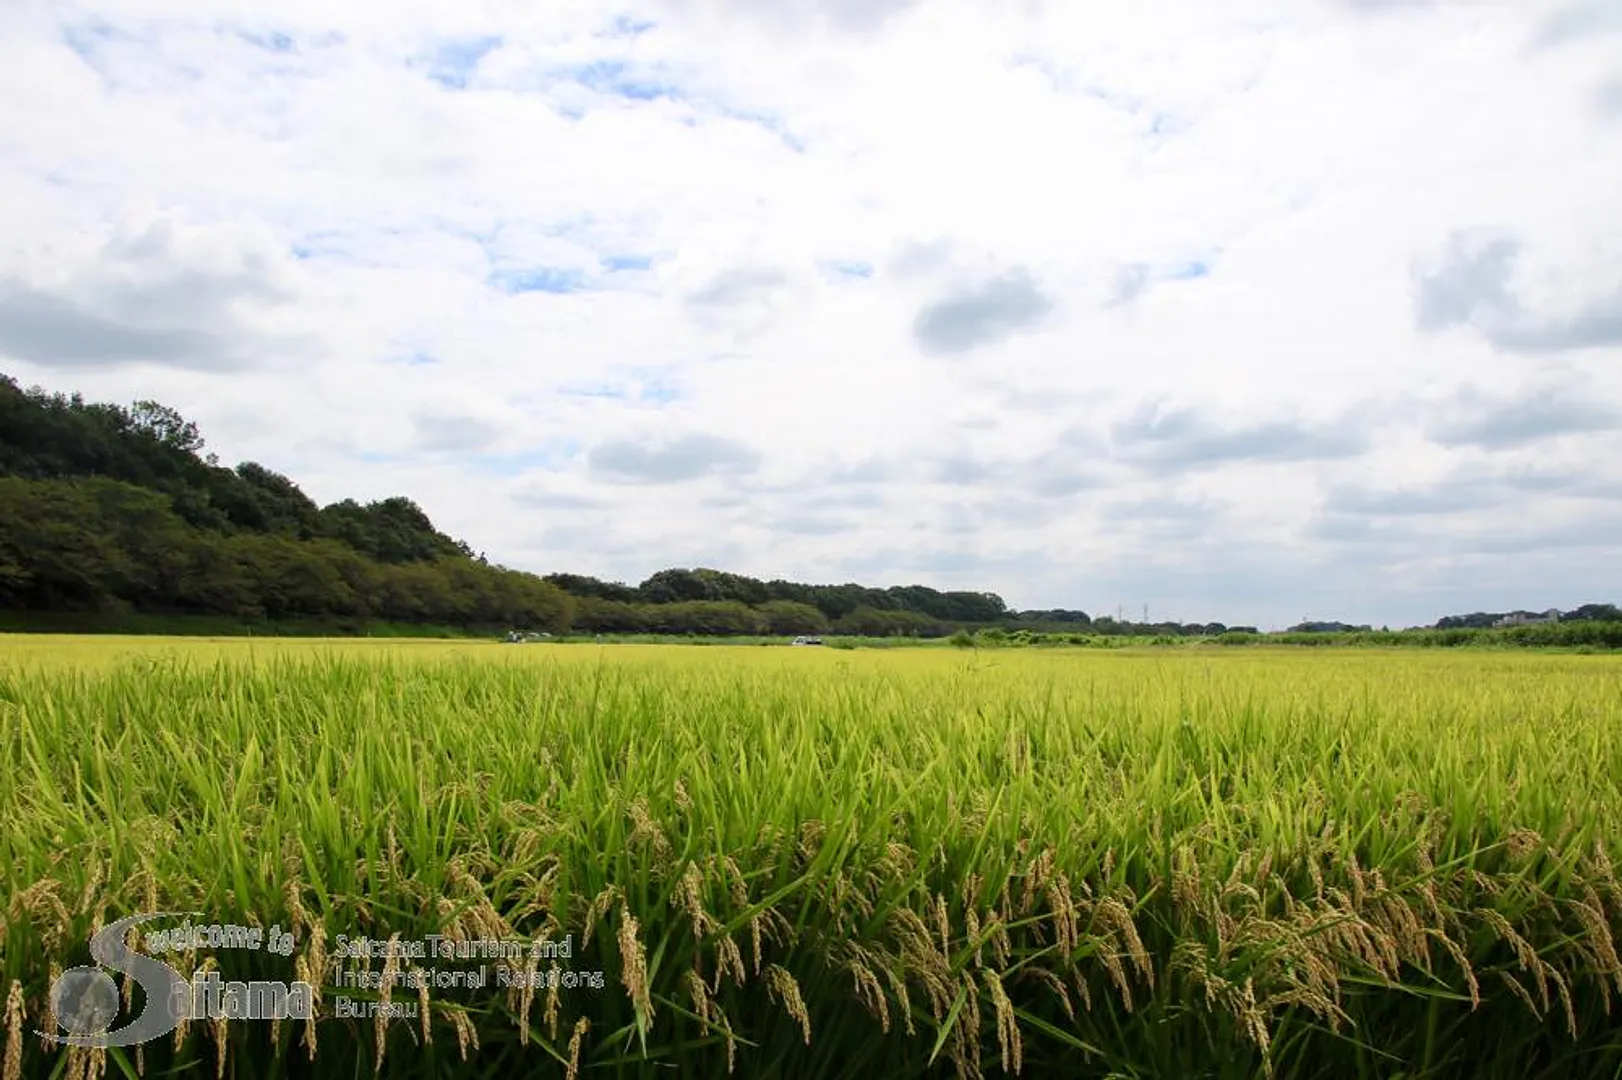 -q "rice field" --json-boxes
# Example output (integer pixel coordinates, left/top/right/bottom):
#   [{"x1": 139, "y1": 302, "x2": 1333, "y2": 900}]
[{"x1": 2, "y1": 636, "x2": 1620, "y2": 1079}]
